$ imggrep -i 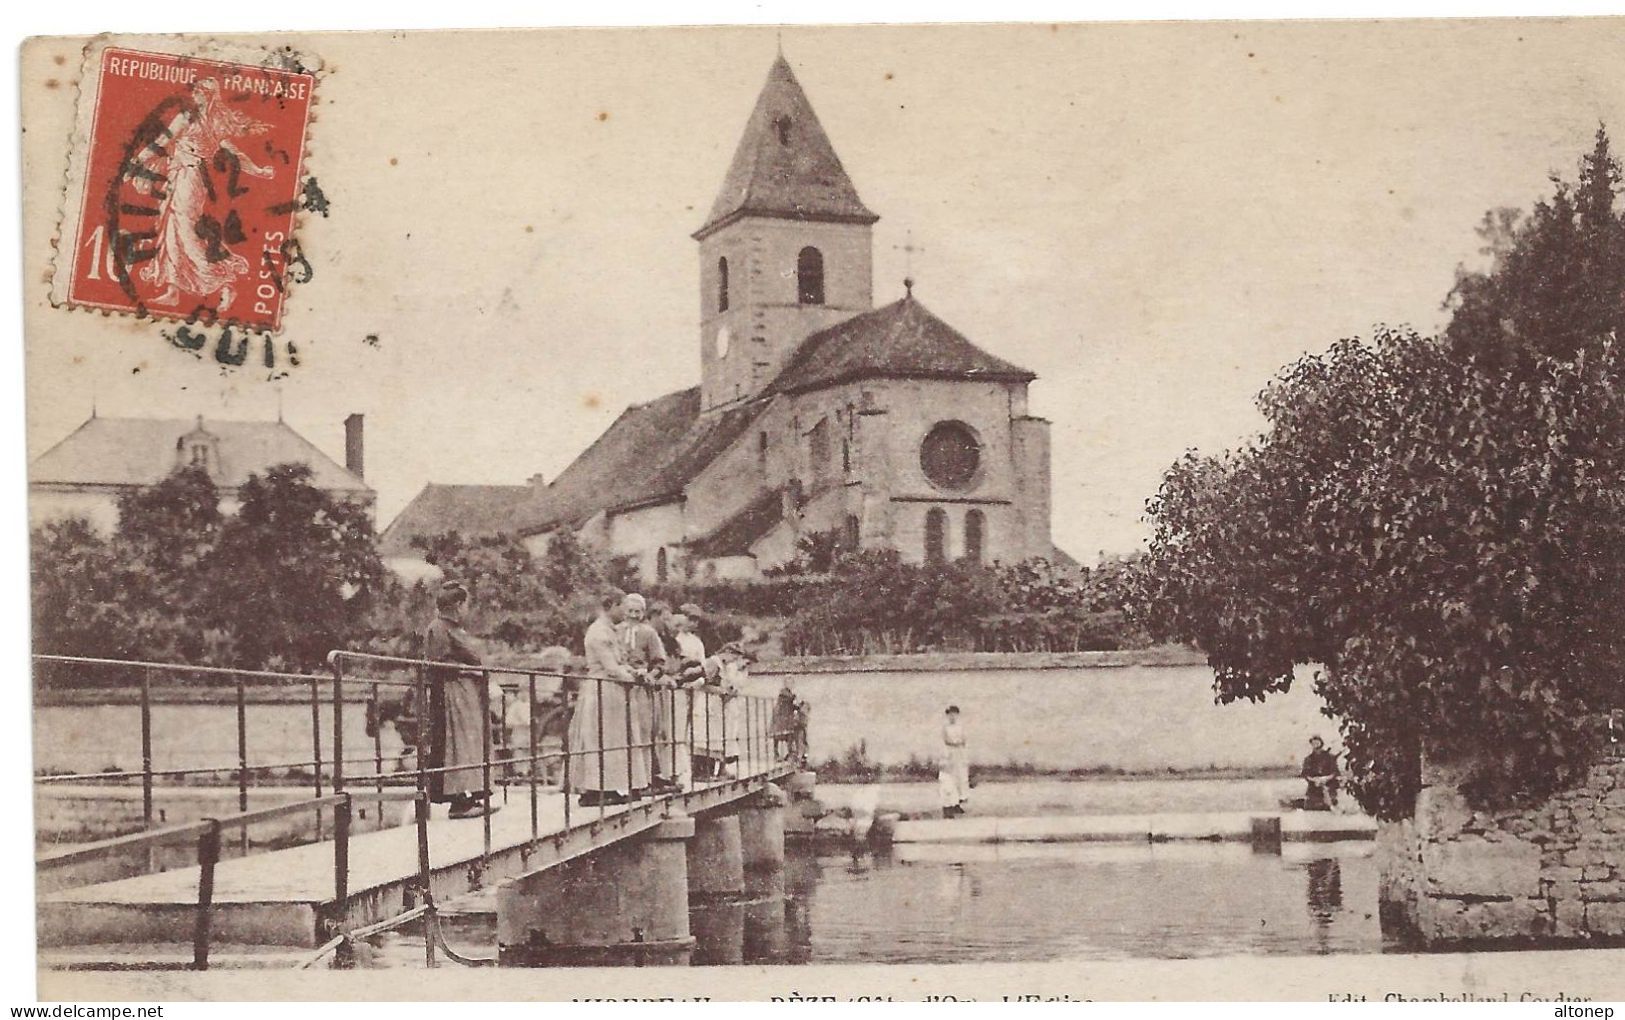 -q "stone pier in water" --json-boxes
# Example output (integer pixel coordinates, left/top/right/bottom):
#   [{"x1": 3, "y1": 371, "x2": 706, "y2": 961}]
[{"x1": 495, "y1": 774, "x2": 810, "y2": 966}]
